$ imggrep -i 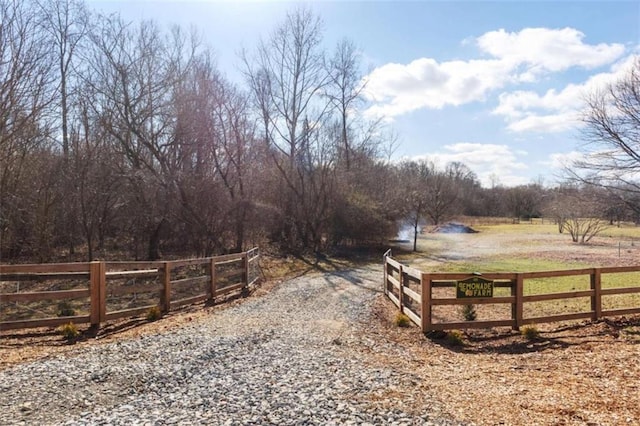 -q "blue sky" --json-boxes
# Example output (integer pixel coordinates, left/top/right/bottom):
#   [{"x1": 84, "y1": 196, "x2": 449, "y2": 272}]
[{"x1": 87, "y1": 1, "x2": 640, "y2": 187}]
